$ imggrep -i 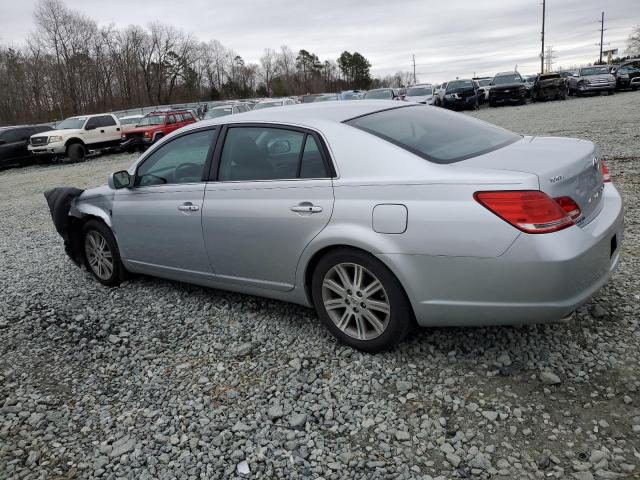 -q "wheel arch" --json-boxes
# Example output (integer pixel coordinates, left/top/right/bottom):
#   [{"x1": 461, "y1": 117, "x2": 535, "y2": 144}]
[
  {"x1": 64, "y1": 137, "x2": 85, "y2": 148},
  {"x1": 67, "y1": 212, "x2": 111, "y2": 267},
  {"x1": 300, "y1": 241, "x2": 412, "y2": 314}
]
